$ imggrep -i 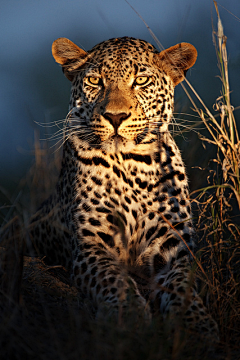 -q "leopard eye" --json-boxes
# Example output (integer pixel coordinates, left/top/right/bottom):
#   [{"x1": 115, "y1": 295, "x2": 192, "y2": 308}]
[
  {"x1": 87, "y1": 77, "x2": 100, "y2": 86},
  {"x1": 135, "y1": 76, "x2": 149, "y2": 86}
]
